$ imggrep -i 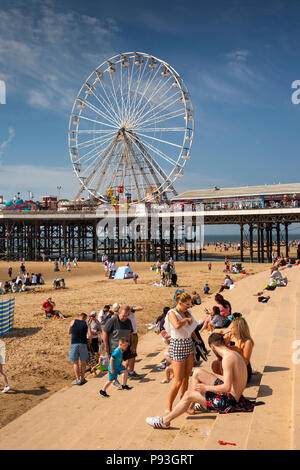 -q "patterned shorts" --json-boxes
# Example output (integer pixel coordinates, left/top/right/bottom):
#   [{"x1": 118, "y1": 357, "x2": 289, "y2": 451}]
[
  {"x1": 205, "y1": 378, "x2": 237, "y2": 411},
  {"x1": 169, "y1": 338, "x2": 195, "y2": 362}
]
